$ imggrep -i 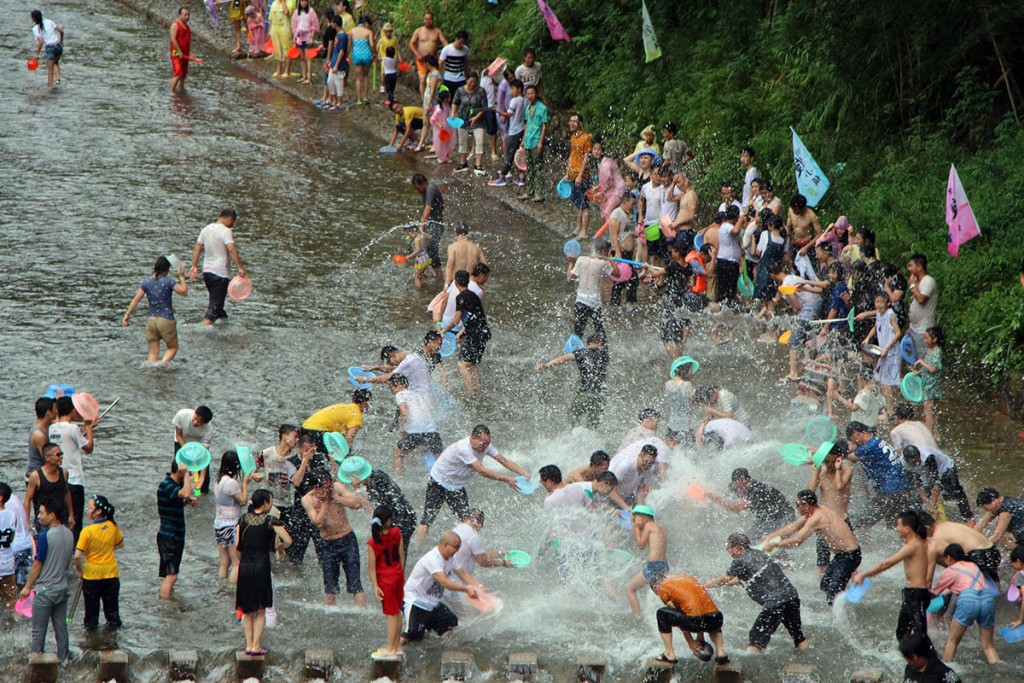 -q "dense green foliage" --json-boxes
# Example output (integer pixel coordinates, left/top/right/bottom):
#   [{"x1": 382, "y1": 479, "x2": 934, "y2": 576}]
[{"x1": 382, "y1": 0, "x2": 1024, "y2": 380}]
